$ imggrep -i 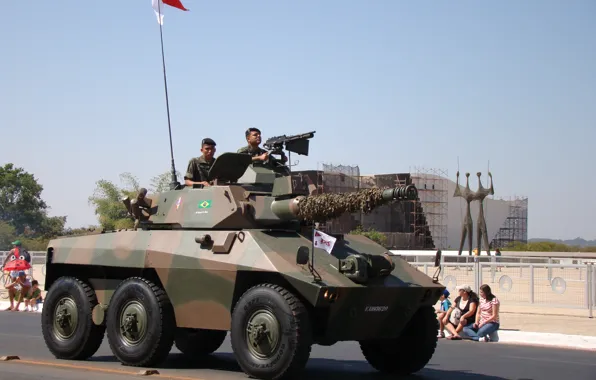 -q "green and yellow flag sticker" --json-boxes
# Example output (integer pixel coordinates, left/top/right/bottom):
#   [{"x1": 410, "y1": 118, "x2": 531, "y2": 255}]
[{"x1": 198, "y1": 200, "x2": 212, "y2": 209}]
